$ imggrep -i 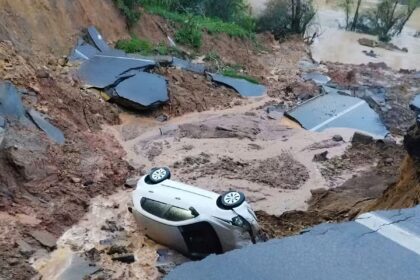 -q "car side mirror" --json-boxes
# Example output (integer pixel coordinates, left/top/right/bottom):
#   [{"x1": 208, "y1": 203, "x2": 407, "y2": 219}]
[{"x1": 189, "y1": 207, "x2": 199, "y2": 217}]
